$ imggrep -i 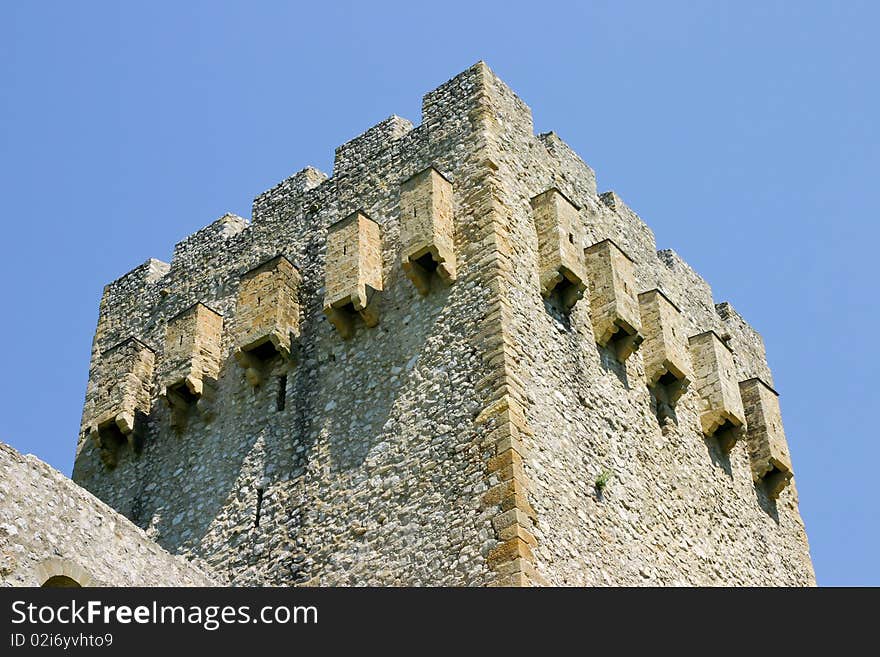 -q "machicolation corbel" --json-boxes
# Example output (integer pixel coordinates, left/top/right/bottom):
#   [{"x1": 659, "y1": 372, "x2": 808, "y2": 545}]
[
  {"x1": 83, "y1": 337, "x2": 155, "y2": 469},
  {"x1": 399, "y1": 166, "x2": 457, "y2": 294},
  {"x1": 584, "y1": 239, "x2": 643, "y2": 361},
  {"x1": 530, "y1": 188, "x2": 587, "y2": 311},
  {"x1": 323, "y1": 211, "x2": 383, "y2": 339},
  {"x1": 233, "y1": 255, "x2": 301, "y2": 386},
  {"x1": 739, "y1": 378, "x2": 794, "y2": 498},
  {"x1": 158, "y1": 303, "x2": 223, "y2": 429},
  {"x1": 688, "y1": 330, "x2": 745, "y2": 452},
  {"x1": 638, "y1": 289, "x2": 693, "y2": 421}
]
